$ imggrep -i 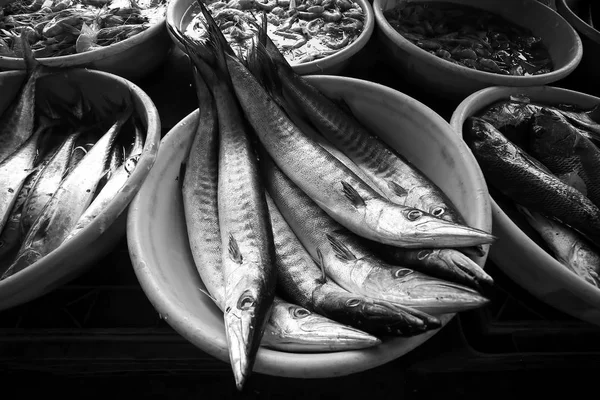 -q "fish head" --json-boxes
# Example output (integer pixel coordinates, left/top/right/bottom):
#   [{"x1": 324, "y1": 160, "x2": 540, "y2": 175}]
[
  {"x1": 370, "y1": 202, "x2": 496, "y2": 248},
  {"x1": 263, "y1": 301, "x2": 381, "y2": 352},
  {"x1": 531, "y1": 109, "x2": 579, "y2": 157},
  {"x1": 316, "y1": 289, "x2": 439, "y2": 336},
  {"x1": 464, "y1": 117, "x2": 508, "y2": 154},
  {"x1": 429, "y1": 249, "x2": 494, "y2": 289},
  {"x1": 223, "y1": 284, "x2": 274, "y2": 391},
  {"x1": 383, "y1": 268, "x2": 490, "y2": 314}
]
